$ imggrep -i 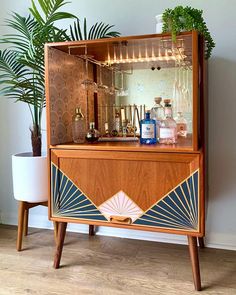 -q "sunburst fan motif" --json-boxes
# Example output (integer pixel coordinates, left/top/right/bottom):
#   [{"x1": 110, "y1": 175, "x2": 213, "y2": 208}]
[
  {"x1": 99, "y1": 191, "x2": 144, "y2": 222},
  {"x1": 133, "y1": 171, "x2": 199, "y2": 231},
  {"x1": 51, "y1": 163, "x2": 107, "y2": 221}
]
